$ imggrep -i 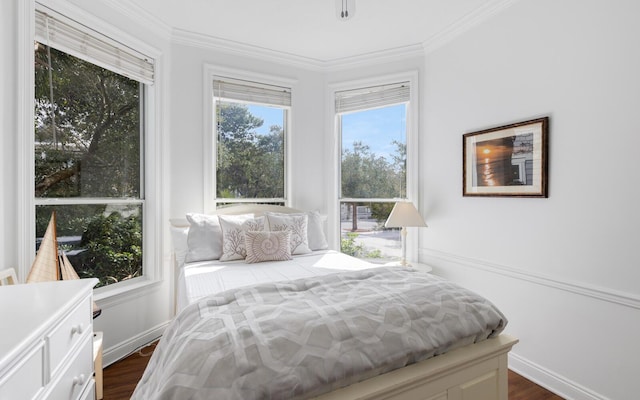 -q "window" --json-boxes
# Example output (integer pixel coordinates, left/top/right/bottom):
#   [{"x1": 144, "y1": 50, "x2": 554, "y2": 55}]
[
  {"x1": 33, "y1": 7, "x2": 154, "y2": 288},
  {"x1": 336, "y1": 81, "x2": 413, "y2": 263},
  {"x1": 213, "y1": 78, "x2": 290, "y2": 207}
]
